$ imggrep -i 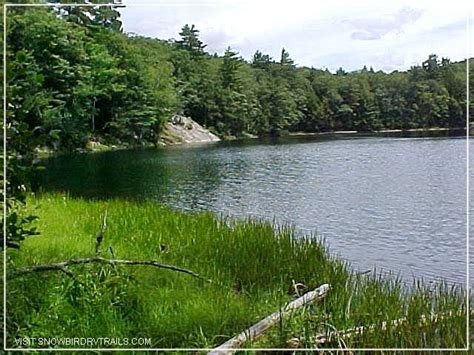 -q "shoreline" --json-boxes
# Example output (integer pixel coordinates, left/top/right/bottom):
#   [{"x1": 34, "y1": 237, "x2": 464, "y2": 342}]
[
  {"x1": 287, "y1": 126, "x2": 467, "y2": 138},
  {"x1": 7, "y1": 194, "x2": 467, "y2": 349},
  {"x1": 34, "y1": 126, "x2": 467, "y2": 160}
]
